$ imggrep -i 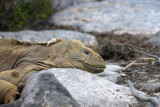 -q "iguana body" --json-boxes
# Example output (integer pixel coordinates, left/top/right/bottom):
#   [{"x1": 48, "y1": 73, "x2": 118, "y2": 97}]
[{"x1": 0, "y1": 37, "x2": 106, "y2": 104}]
